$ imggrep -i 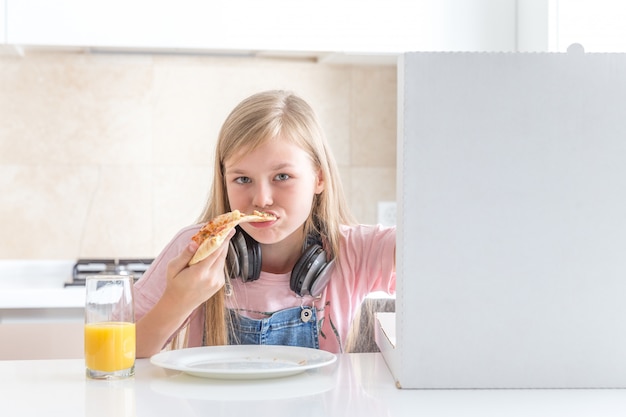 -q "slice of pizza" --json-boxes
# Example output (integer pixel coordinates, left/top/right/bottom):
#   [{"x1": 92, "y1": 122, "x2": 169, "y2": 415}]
[{"x1": 188, "y1": 210, "x2": 276, "y2": 265}]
